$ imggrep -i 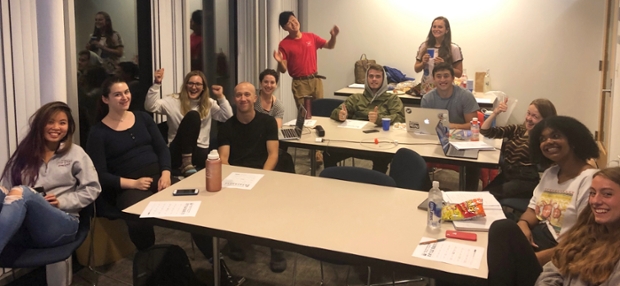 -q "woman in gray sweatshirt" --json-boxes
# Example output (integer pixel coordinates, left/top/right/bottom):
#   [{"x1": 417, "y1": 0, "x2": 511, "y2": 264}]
[{"x1": 0, "y1": 101, "x2": 101, "y2": 254}]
